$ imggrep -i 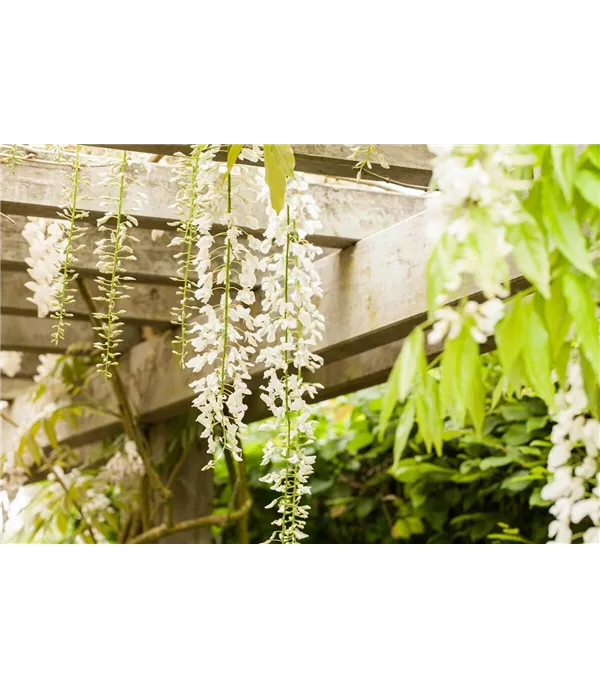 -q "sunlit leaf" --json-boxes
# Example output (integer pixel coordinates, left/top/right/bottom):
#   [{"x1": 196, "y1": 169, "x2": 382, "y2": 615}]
[
  {"x1": 551, "y1": 145, "x2": 576, "y2": 203},
  {"x1": 562, "y1": 271, "x2": 600, "y2": 374},
  {"x1": 393, "y1": 398, "x2": 415, "y2": 465}
]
